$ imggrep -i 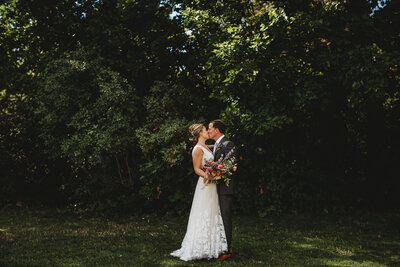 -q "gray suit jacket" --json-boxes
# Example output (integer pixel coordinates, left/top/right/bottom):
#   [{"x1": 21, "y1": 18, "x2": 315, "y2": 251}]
[{"x1": 214, "y1": 137, "x2": 238, "y2": 195}]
